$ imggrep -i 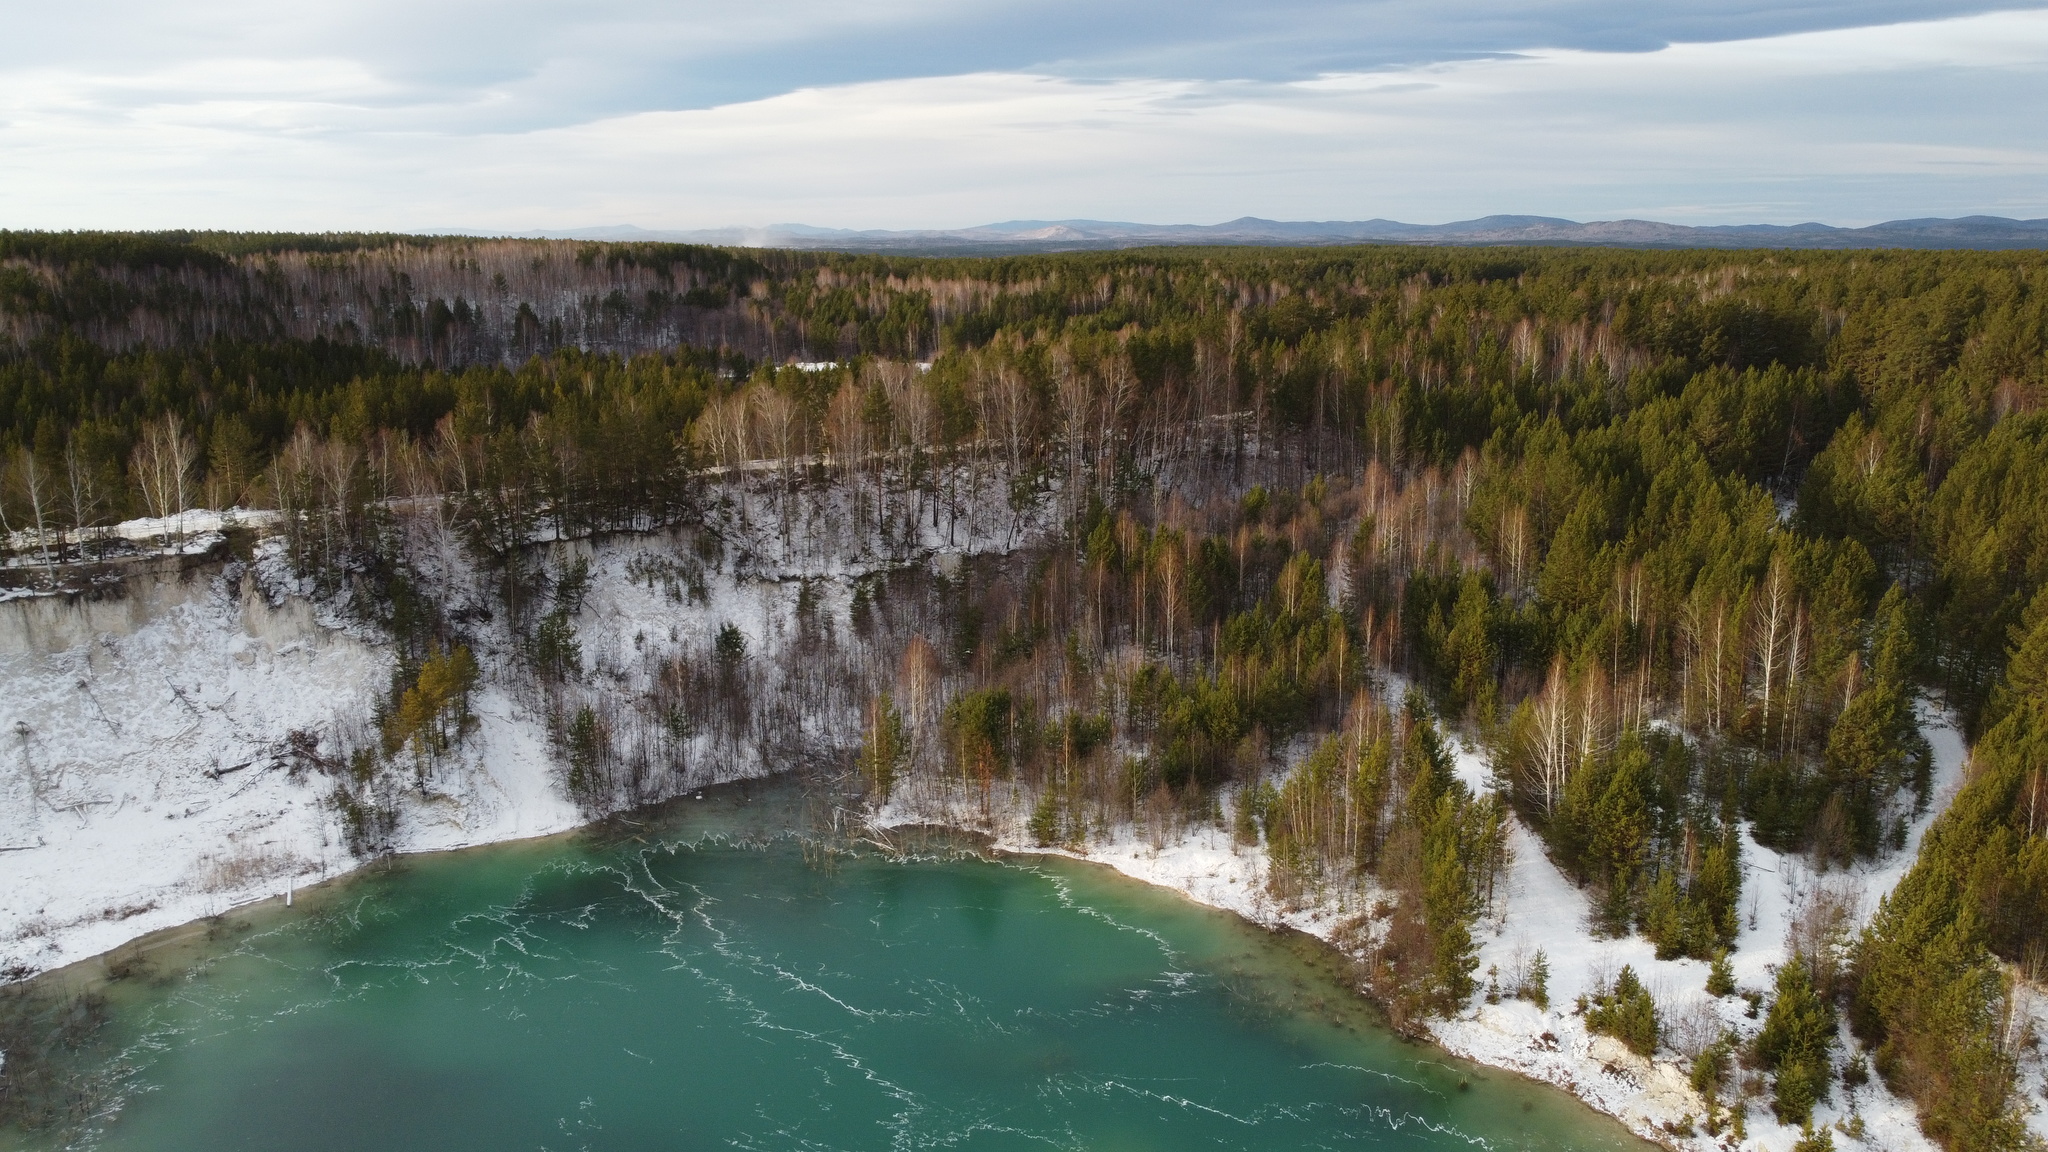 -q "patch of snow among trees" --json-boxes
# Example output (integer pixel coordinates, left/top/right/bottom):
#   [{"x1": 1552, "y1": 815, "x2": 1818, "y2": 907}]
[
  {"x1": 1427, "y1": 703, "x2": 1967, "y2": 1152},
  {"x1": 2013, "y1": 977, "x2": 2048, "y2": 1144}
]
